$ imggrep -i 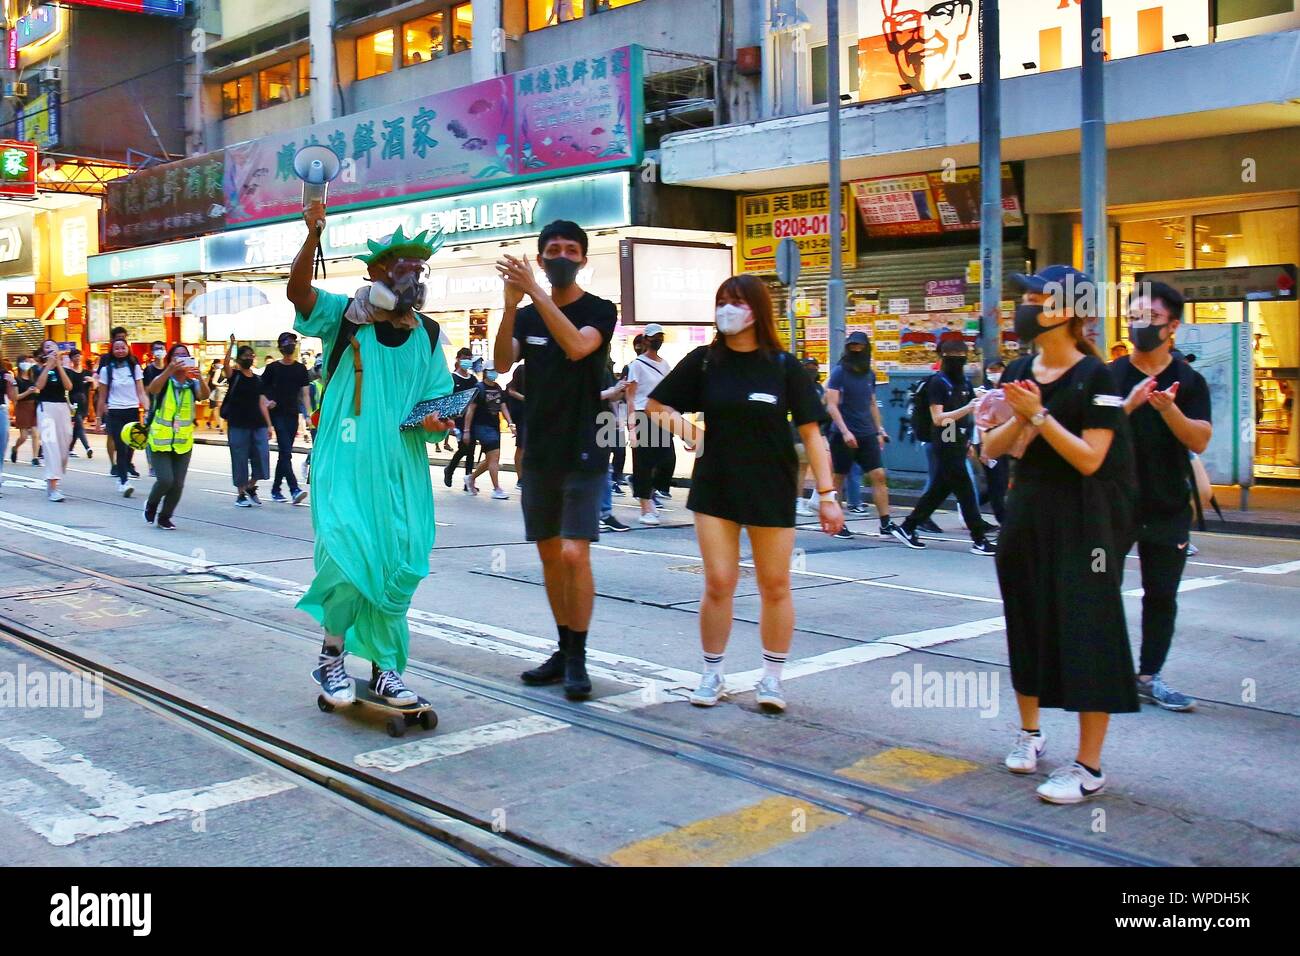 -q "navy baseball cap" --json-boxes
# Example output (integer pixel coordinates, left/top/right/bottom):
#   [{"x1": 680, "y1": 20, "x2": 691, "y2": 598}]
[
  {"x1": 1010, "y1": 264, "x2": 1093, "y2": 293},
  {"x1": 846, "y1": 331, "x2": 870, "y2": 346}
]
